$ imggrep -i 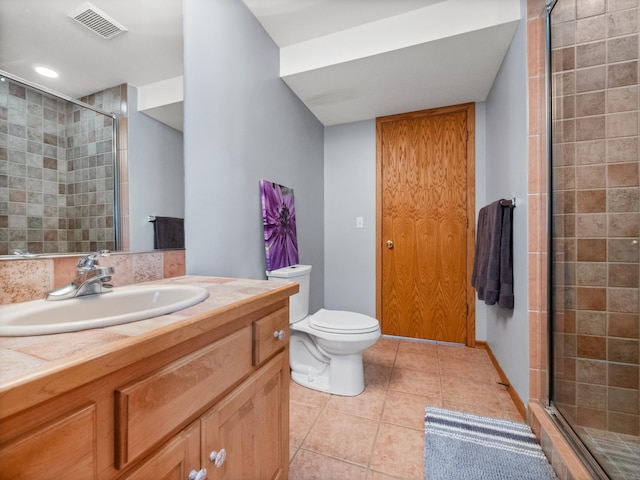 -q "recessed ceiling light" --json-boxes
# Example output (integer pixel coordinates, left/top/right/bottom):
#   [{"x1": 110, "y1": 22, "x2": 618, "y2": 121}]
[{"x1": 35, "y1": 66, "x2": 59, "y2": 78}]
